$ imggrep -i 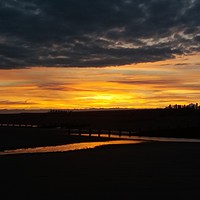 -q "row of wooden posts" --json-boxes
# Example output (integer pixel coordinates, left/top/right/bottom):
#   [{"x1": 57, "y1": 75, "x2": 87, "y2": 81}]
[
  {"x1": 0, "y1": 123, "x2": 137, "y2": 136},
  {"x1": 66, "y1": 128, "x2": 138, "y2": 138},
  {"x1": 0, "y1": 123, "x2": 38, "y2": 128},
  {"x1": 0, "y1": 123, "x2": 139, "y2": 138}
]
